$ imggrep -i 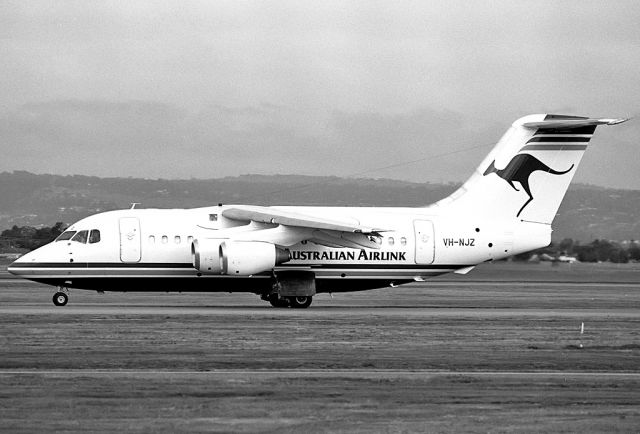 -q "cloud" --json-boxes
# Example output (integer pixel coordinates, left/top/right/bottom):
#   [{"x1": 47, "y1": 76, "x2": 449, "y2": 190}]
[
  {"x1": 0, "y1": 99, "x2": 504, "y2": 183},
  {"x1": 2, "y1": 1, "x2": 639, "y2": 115},
  {"x1": 0, "y1": 2, "x2": 638, "y2": 187},
  {"x1": 0, "y1": 100, "x2": 333, "y2": 178},
  {"x1": 327, "y1": 108, "x2": 502, "y2": 181}
]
